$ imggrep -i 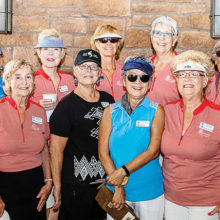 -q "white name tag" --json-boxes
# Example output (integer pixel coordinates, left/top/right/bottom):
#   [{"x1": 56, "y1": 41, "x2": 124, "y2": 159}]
[
  {"x1": 59, "y1": 85, "x2": 68, "y2": 93},
  {"x1": 32, "y1": 116, "x2": 43, "y2": 125},
  {"x1": 136, "y1": 120, "x2": 150, "y2": 127},
  {"x1": 199, "y1": 122, "x2": 214, "y2": 132},
  {"x1": 101, "y1": 102, "x2": 109, "y2": 108}
]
